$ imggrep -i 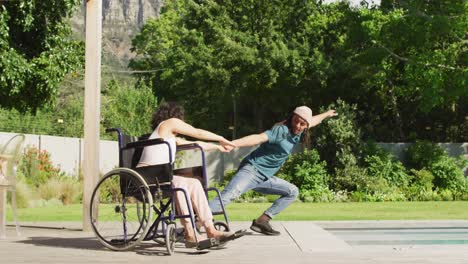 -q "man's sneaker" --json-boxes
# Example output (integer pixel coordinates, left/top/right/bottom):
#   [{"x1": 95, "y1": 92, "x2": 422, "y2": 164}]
[{"x1": 250, "y1": 220, "x2": 281, "y2": 236}]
